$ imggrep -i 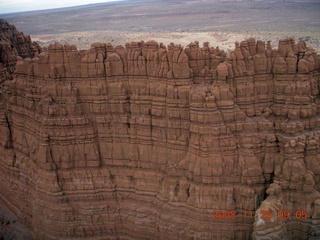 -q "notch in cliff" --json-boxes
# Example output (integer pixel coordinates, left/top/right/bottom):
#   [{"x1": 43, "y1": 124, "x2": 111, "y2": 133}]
[{"x1": 0, "y1": 19, "x2": 41, "y2": 86}]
